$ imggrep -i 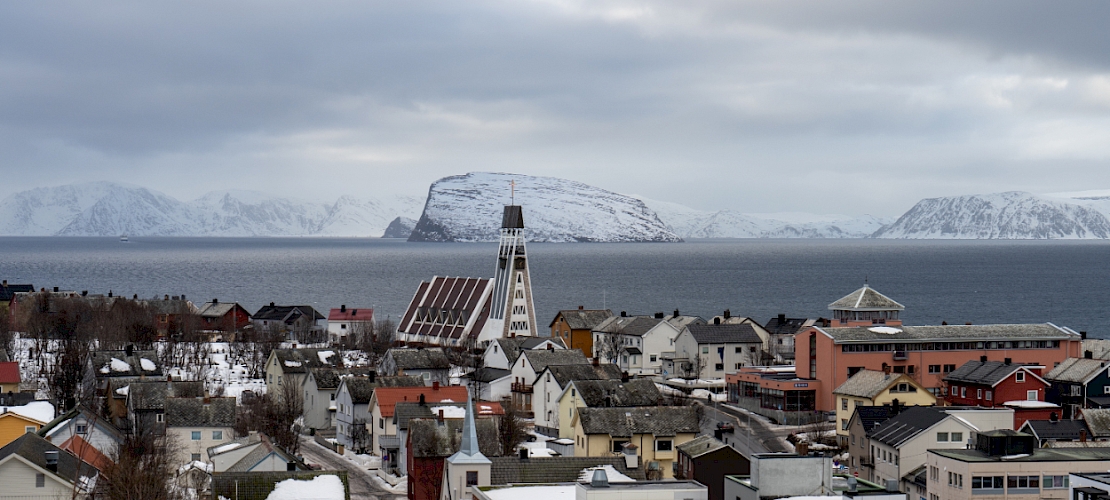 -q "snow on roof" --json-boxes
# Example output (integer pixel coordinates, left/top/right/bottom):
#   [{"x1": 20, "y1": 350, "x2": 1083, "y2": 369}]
[
  {"x1": 317, "y1": 351, "x2": 335, "y2": 364},
  {"x1": 110, "y1": 357, "x2": 130, "y2": 372},
  {"x1": 431, "y1": 405, "x2": 467, "y2": 419},
  {"x1": 178, "y1": 460, "x2": 214, "y2": 475},
  {"x1": 115, "y1": 385, "x2": 130, "y2": 396},
  {"x1": 266, "y1": 475, "x2": 346, "y2": 500},
  {"x1": 1003, "y1": 400, "x2": 1060, "y2": 409},
  {"x1": 480, "y1": 485, "x2": 577, "y2": 500},
  {"x1": 868, "y1": 326, "x2": 903, "y2": 335},
  {"x1": 577, "y1": 465, "x2": 636, "y2": 483},
  {"x1": 140, "y1": 358, "x2": 156, "y2": 371},
  {"x1": 211, "y1": 442, "x2": 243, "y2": 455},
  {"x1": 0, "y1": 400, "x2": 55, "y2": 424},
  {"x1": 284, "y1": 360, "x2": 302, "y2": 367}
]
